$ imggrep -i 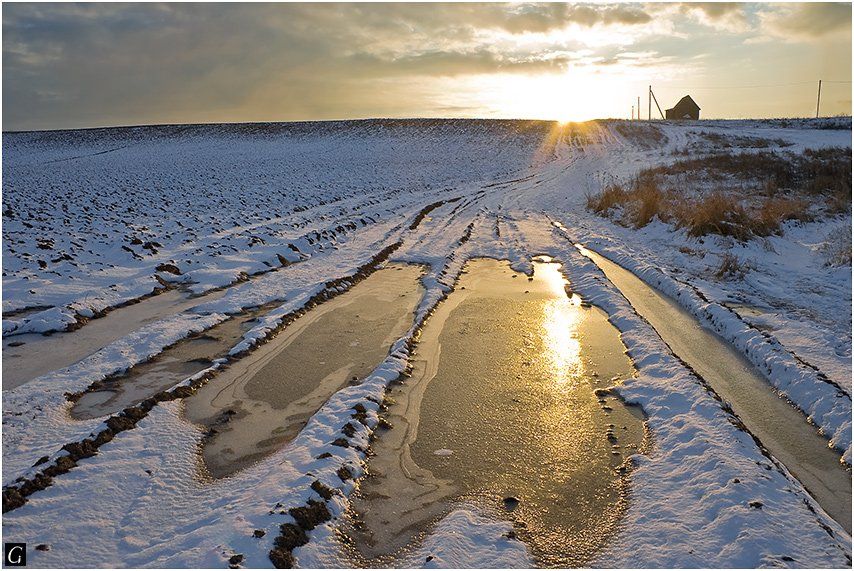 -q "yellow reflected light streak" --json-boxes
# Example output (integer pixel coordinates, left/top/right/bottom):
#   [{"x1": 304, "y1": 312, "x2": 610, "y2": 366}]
[{"x1": 537, "y1": 261, "x2": 583, "y2": 387}]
